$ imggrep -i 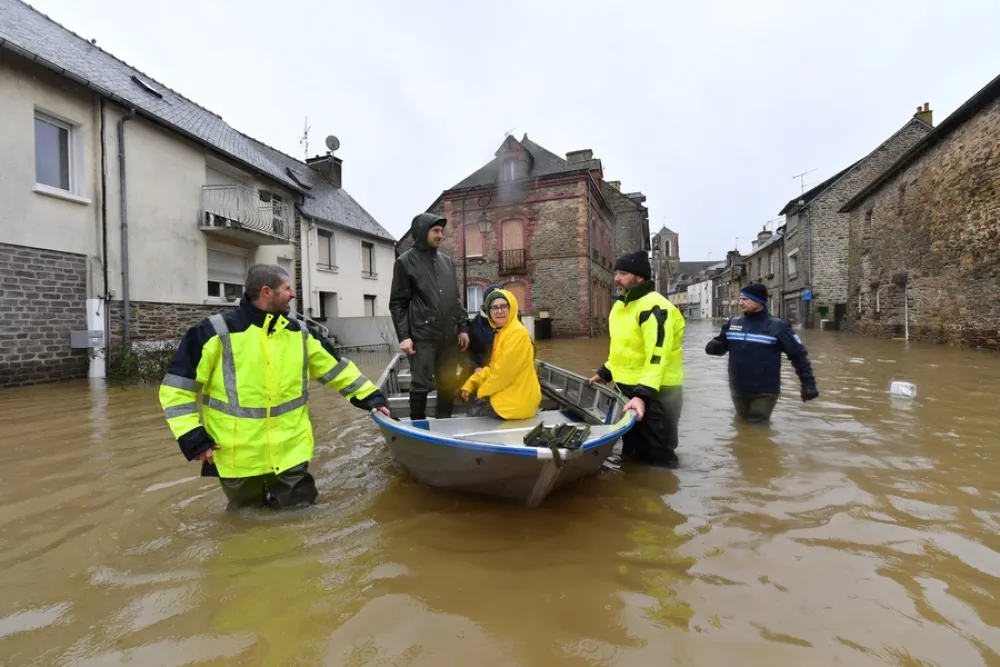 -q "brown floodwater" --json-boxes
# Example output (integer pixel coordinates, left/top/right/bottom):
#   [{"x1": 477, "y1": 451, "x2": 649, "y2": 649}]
[{"x1": 1, "y1": 321, "x2": 999, "y2": 666}]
